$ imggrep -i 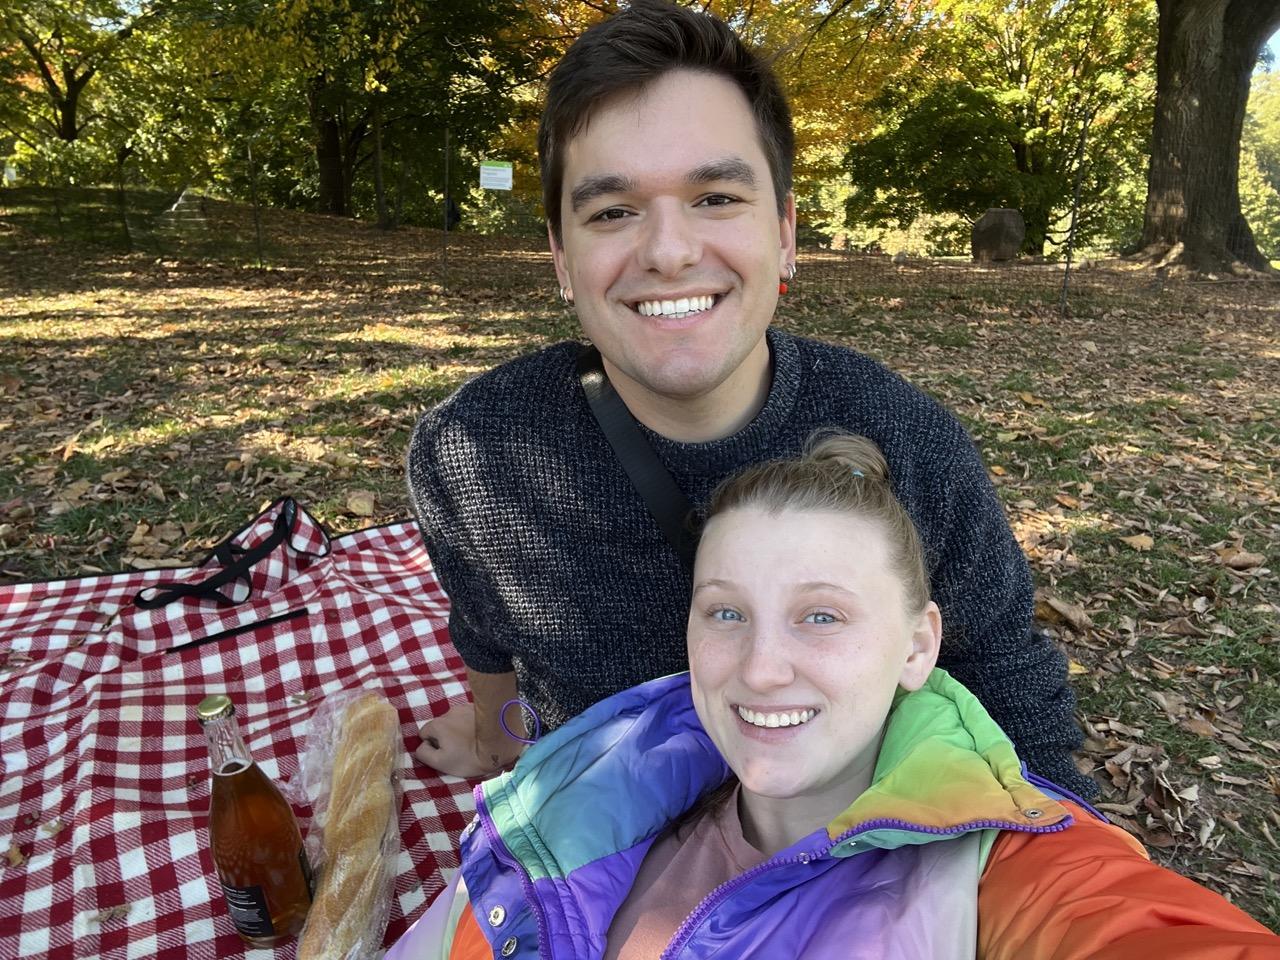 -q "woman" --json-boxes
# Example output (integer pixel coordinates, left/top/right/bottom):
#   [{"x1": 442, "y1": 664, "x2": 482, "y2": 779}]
[{"x1": 391, "y1": 433, "x2": 1277, "y2": 959}]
